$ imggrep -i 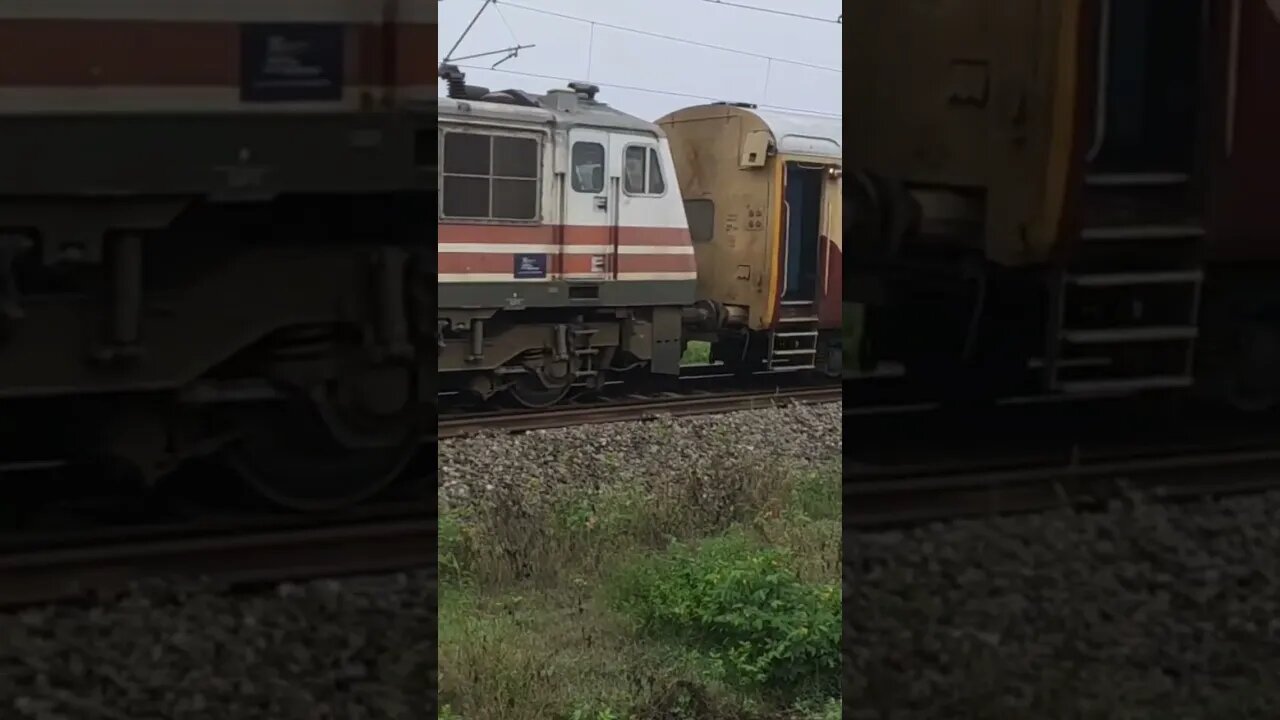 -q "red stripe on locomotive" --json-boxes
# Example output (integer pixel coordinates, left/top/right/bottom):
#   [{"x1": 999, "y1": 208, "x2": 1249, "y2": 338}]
[
  {"x1": 564, "y1": 226, "x2": 692, "y2": 247},
  {"x1": 0, "y1": 20, "x2": 436, "y2": 88}
]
